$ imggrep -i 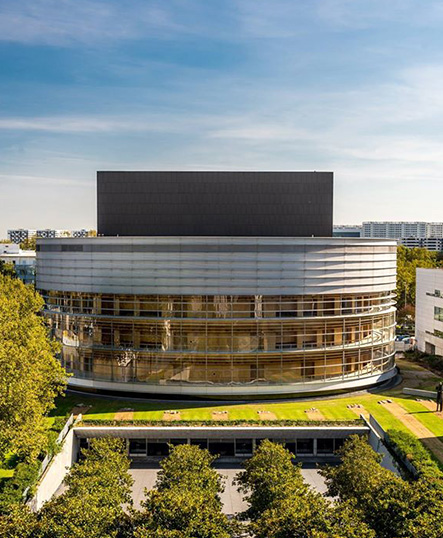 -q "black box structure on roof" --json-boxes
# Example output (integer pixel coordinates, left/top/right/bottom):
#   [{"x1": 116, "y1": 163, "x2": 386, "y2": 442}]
[{"x1": 97, "y1": 171, "x2": 333, "y2": 237}]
